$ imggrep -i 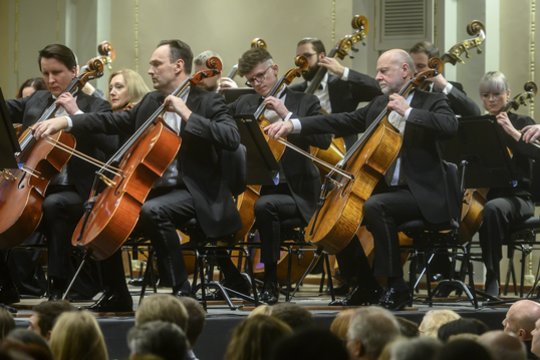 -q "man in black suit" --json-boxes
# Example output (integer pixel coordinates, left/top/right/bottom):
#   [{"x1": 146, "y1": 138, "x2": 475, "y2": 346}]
[
  {"x1": 266, "y1": 49, "x2": 458, "y2": 310},
  {"x1": 229, "y1": 47, "x2": 331, "y2": 304},
  {"x1": 409, "y1": 41, "x2": 480, "y2": 118},
  {"x1": 34, "y1": 39, "x2": 243, "y2": 311},
  {"x1": 6, "y1": 43, "x2": 114, "y2": 301},
  {"x1": 290, "y1": 38, "x2": 381, "y2": 150}
]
